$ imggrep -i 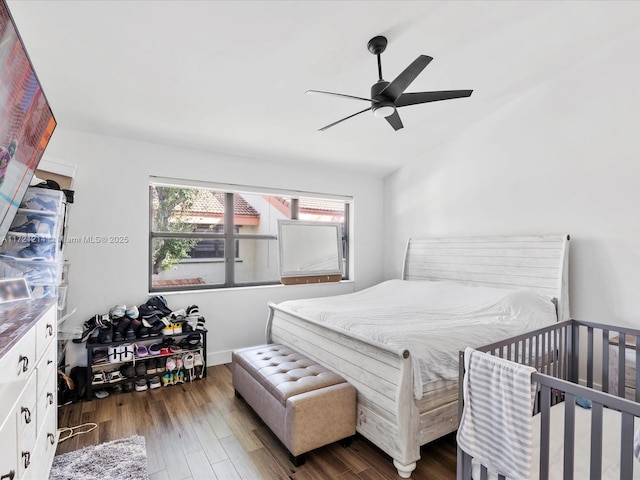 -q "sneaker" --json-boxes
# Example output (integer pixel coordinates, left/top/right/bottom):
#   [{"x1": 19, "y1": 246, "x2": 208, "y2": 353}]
[
  {"x1": 146, "y1": 296, "x2": 172, "y2": 316},
  {"x1": 183, "y1": 352, "x2": 195, "y2": 382},
  {"x1": 161, "y1": 373, "x2": 172, "y2": 387},
  {"x1": 186, "y1": 305, "x2": 199, "y2": 318},
  {"x1": 193, "y1": 352, "x2": 204, "y2": 379},
  {"x1": 135, "y1": 361, "x2": 147, "y2": 376},
  {"x1": 172, "y1": 322, "x2": 182, "y2": 335},
  {"x1": 175, "y1": 370, "x2": 185, "y2": 384},
  {"x1": 126, "y1": 305, "x2": 139, "y2": 319},
  {"x1": 109, "y1": 305, "x2": 127, "y2": 319},
  {"x1": 134, "y1": 379, "x2": 148, "y2": 392},
  {"x1": 107, "y1": 370, "x2": 124, "y2": 383},
  {"x1": 146, "y1": 359, "x2": 157, "y2": 374},
  {"x1": 110, "y1": 384, "x2": 123, "y2": 394},
  {"x1": 148, "y1": 343, "x2": 161, "y2": 356},
  {"x1": 120, "y1": 363, "x2": 135, "y2": 378},
  {"x1": 73, "y1": 314, "x2": 106, "y2": 344},
  {"x1": 120, "y1": 344, "x2": 135, "y2": 362},
  {"x1": 166, "y1": 356, "x2": 176, "y2": 372},
  {"x1": 149, "y1": 376, "x2": 161, "y2": 389},
  {"x1": 135, "y1": 344, "x2": 148, "y2": 357},
  {"x1": 122, "y1": 380, "x2": 135, "y2": 393},
  {"x1": 170, "y1": 309, "x2": 187, "y2": 320},
  {"x1": 92, "y1": 371, "x2": 107, "y2": 385},
  {"x1": 196, "y1": 316, "x2": 206, "y2": 331}
]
